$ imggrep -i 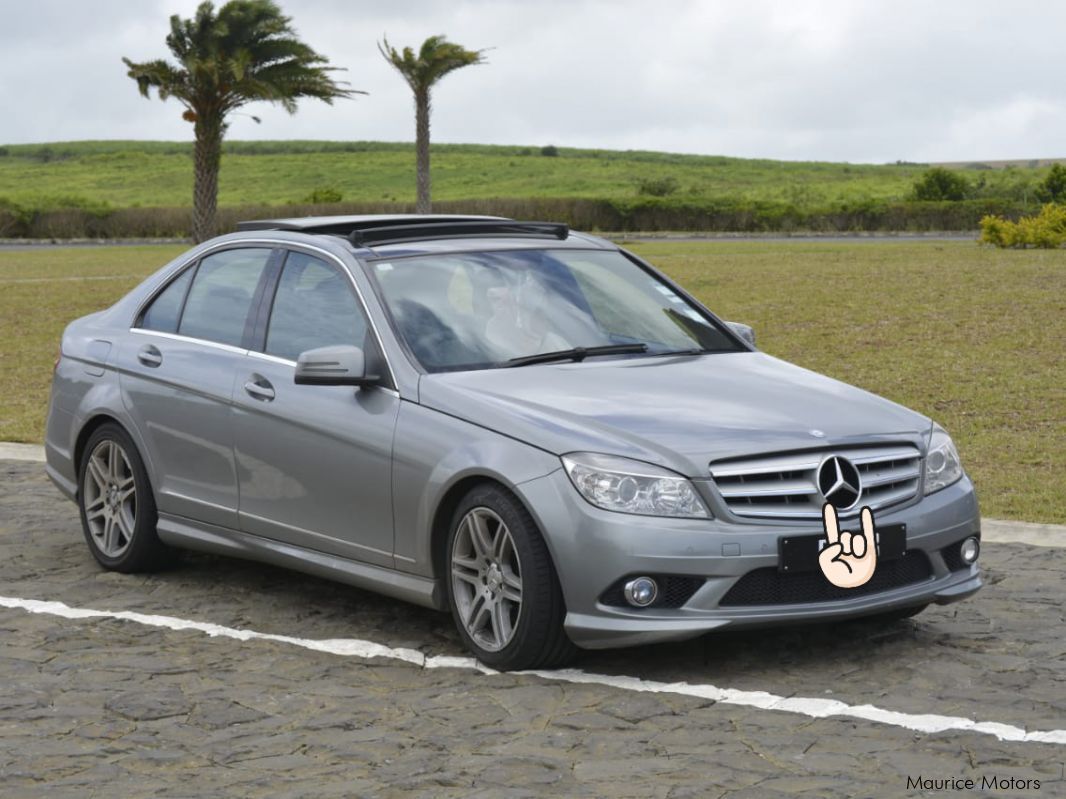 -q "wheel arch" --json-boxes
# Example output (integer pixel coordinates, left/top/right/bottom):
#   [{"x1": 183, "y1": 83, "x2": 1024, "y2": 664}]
[
  {"x1": 430, "y1": 473, "x2": 558, "y2": 592},
  {"x1": 72, "y1": 413, "x2": 156, "y2": 498},
  {"x1": 73, "y1": 414, "x2": 125, "y2": 477}
]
